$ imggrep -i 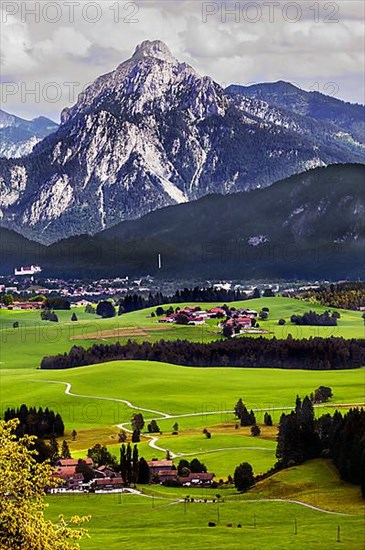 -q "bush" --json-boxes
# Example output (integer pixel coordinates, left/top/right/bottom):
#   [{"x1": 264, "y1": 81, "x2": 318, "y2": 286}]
[
  {"x1": 251, "y1": 425, "x2": 261, "y2": 436},
  {"x1": 259, "y1": 310, "x2": 268, "y2": 320},
  {"x1": 264, "y1": 412, "x2": 273, "y2": 426},
  {"x1": 313, "y1": 386, "x2": 333, "y2": 403}
]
